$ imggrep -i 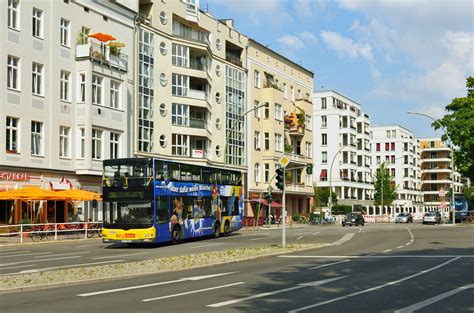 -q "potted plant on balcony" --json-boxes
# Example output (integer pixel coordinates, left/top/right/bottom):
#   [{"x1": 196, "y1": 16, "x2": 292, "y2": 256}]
[
  {"x1": 109, "y1": 45, "x2": 121, "y2": 57},
  {"x1": 76, "y1": 30, "x2": 91, "y2": 58},
  {"x1": 284, "y1": 144, "x2": 293, "y2": 153}
]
